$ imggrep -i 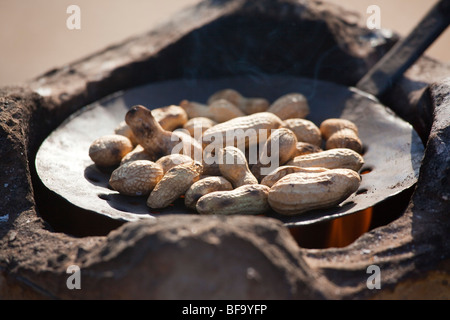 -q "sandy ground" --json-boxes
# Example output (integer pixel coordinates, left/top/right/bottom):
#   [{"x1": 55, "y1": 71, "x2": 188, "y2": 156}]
[{"x1": 0, "y1": 0, "x2": 448, "y2": 87}]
